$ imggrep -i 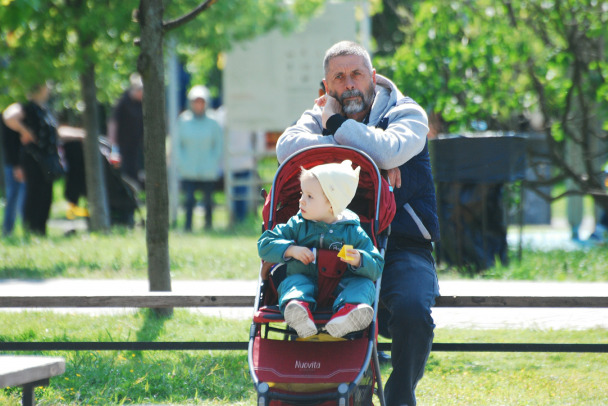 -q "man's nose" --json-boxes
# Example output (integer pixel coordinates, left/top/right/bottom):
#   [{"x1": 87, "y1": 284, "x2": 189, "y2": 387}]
[{"x1": 345, "y1": 75, "x2": 355, "y2": 89}]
